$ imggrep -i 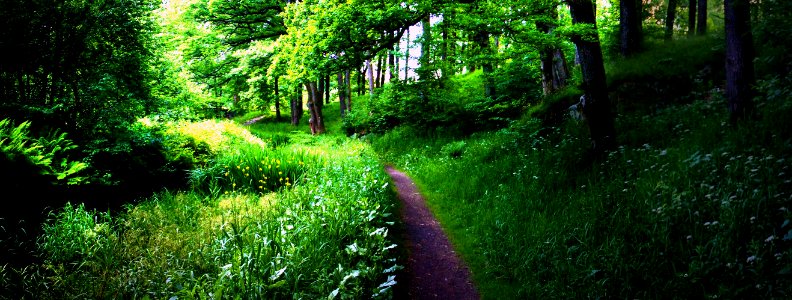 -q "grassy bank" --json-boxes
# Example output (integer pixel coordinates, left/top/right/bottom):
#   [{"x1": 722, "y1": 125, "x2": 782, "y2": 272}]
[
  {"x1": 1, "y1": 103, "x2": 403, "y2": 299},
  {"x1": 369, "y1": 40, "x2": 792, "y2": 298}
]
